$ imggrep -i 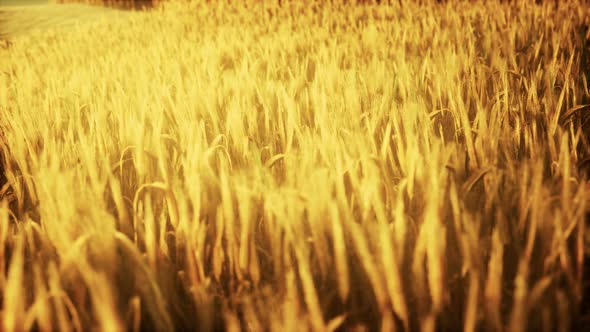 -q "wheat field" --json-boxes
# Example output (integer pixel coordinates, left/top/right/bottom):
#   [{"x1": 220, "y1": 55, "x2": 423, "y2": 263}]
[{"x1": 1, "y1": 0, "x2": 589, "y2": 331}]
